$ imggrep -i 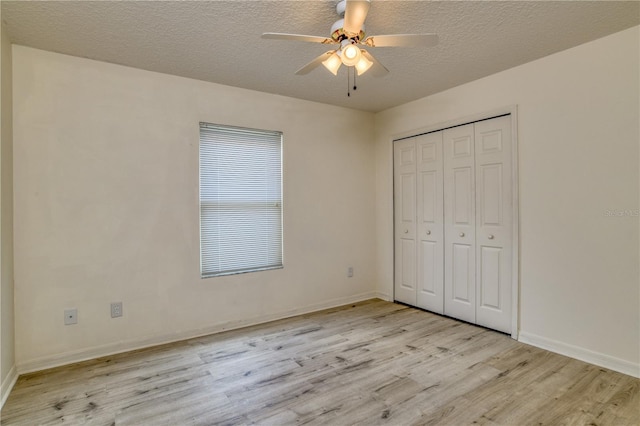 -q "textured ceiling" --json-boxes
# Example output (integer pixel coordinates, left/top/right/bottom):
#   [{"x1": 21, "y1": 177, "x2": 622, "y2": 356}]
[{"x1": 2, "y1": 1, "x2": 639, "y2": 112}]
